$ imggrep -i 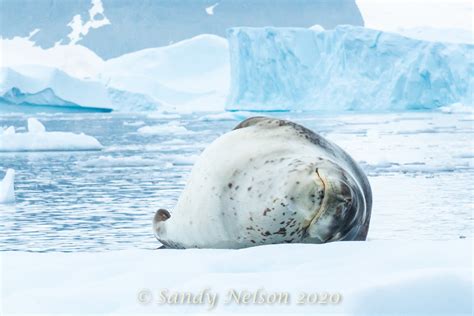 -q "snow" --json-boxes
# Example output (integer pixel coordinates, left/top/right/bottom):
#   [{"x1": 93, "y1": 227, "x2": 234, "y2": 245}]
[
  {"x1": 100, "y1": 34, "x2": 230, "y2": 112},
  {"x1": 0, "y1": 118, "x2": 102, "y2": 152},
  {"x1": 226, "y1": 26, "x2": 473, "y2": 112},
  {"x1": 308, "y1": 24, "x2": 325, "y2": 32},
  {"x1": 356, "y1": 0, "x2": 473, "y2": 44},
  {"x1": 138, "y1": 121, "x2": 191, "y2": 135},
  {"x1": 1, "y1": 241, "x2": 471, "y2": 314},
  {"x1": 0, "y1": 168, "x2": 15, "y2": 204}
]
